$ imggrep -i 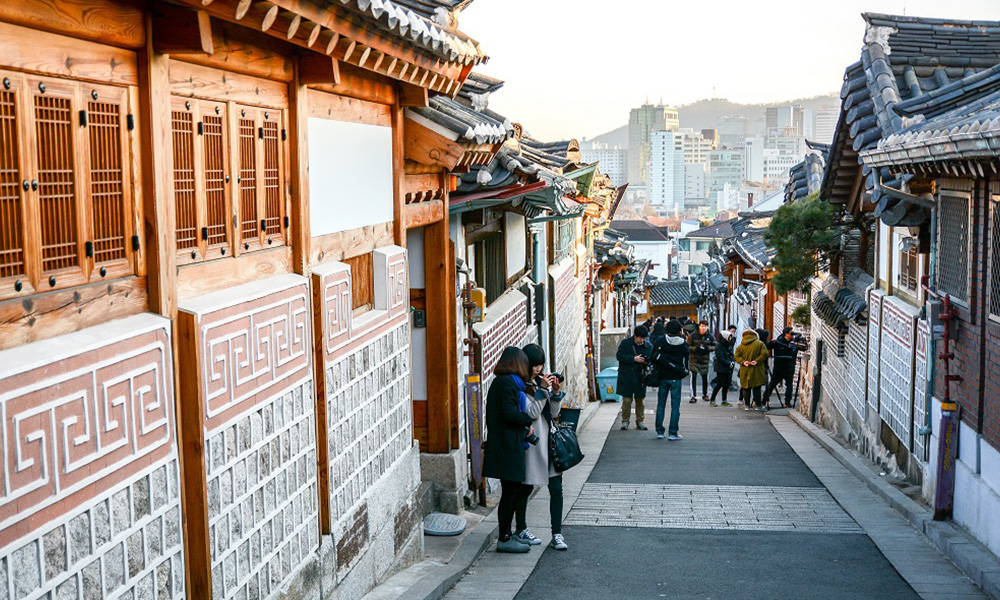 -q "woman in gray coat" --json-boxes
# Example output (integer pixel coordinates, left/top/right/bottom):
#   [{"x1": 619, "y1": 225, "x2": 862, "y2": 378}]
[{"x1": 519, "y1": 344, "x2": 570, "y2": 551}]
